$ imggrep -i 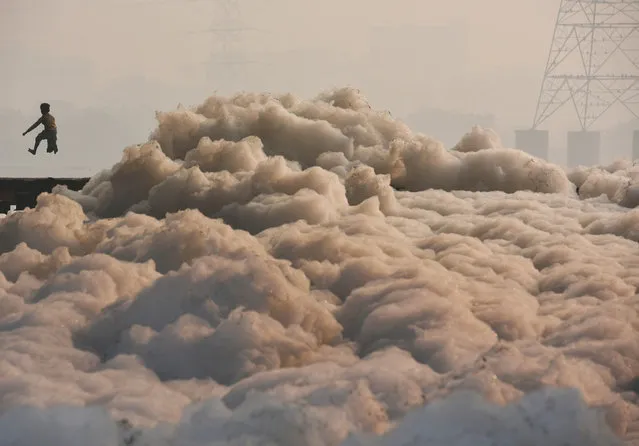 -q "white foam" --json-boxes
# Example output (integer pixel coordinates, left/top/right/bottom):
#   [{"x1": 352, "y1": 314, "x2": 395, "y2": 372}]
[{"x1": 0, "y1": 87, "x2": 637, "y2": 445}]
